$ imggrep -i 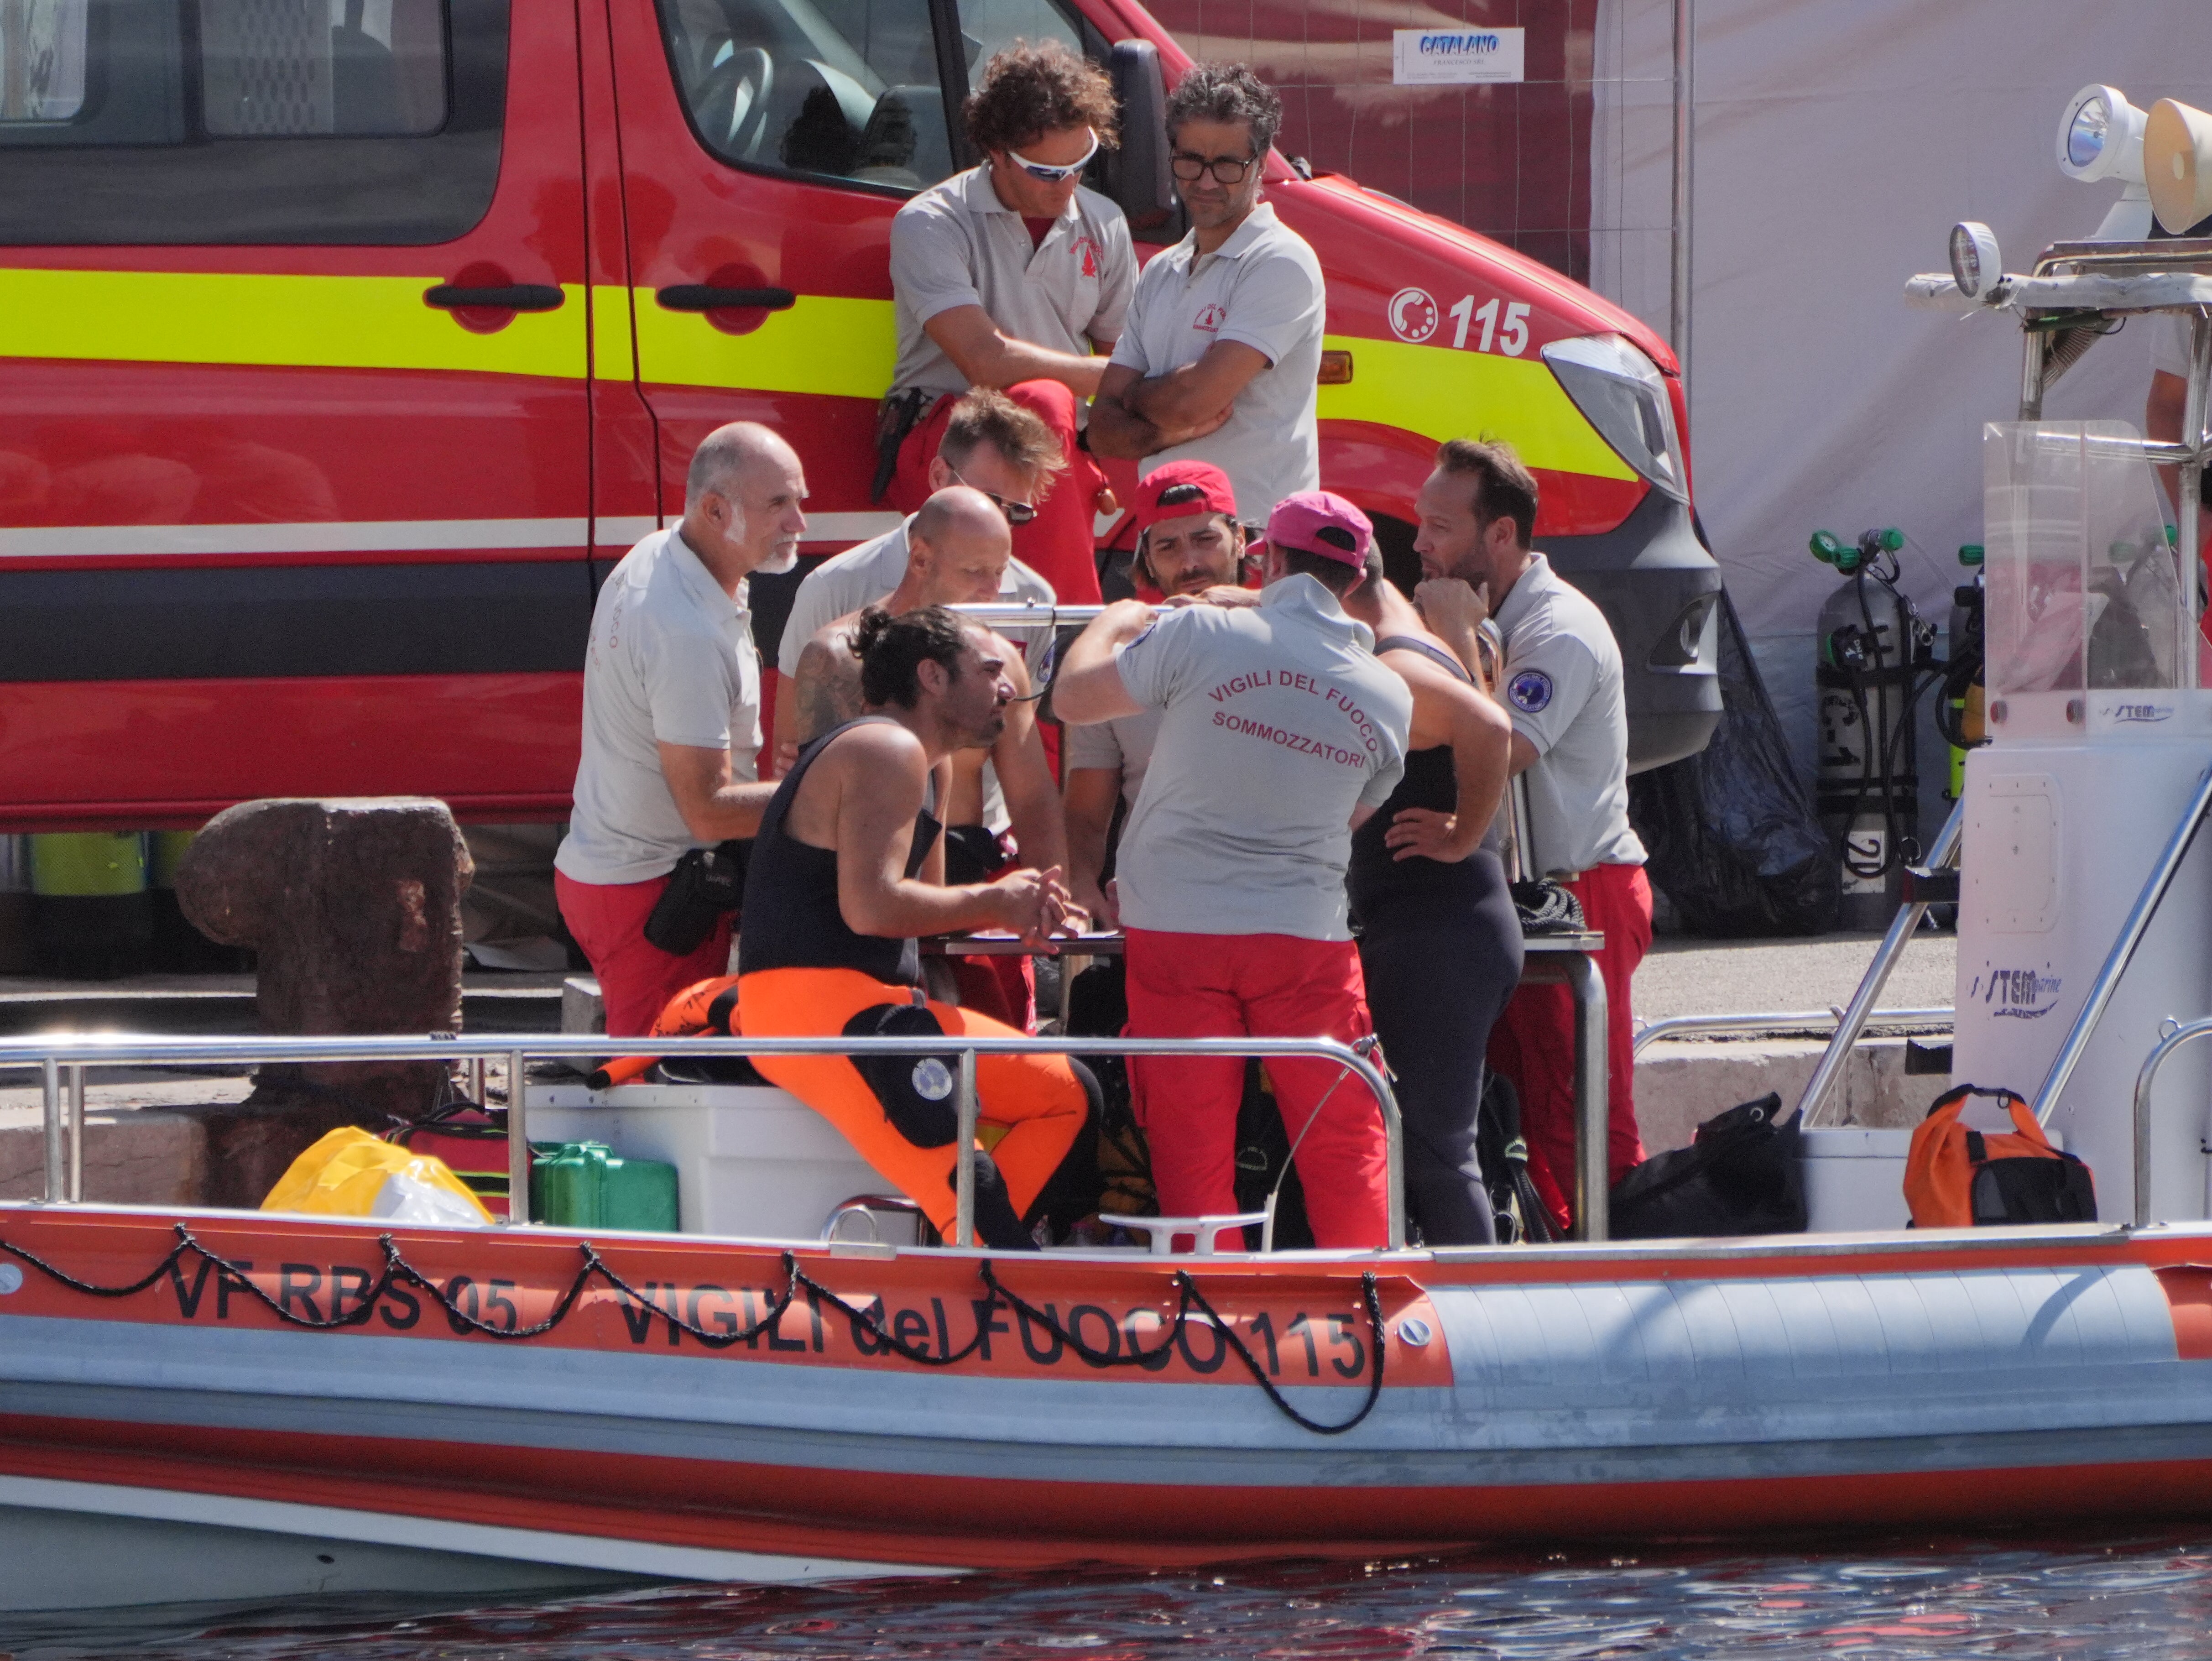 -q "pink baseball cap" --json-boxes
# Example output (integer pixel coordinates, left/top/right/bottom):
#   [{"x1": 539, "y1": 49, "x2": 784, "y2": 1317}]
[
  {"x1": 1132, "y1": 460, "x2": 1239, "y2": 536},
  {"x1": 1264, "y1": 490, "x2": 1372, "y2": 568}
]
